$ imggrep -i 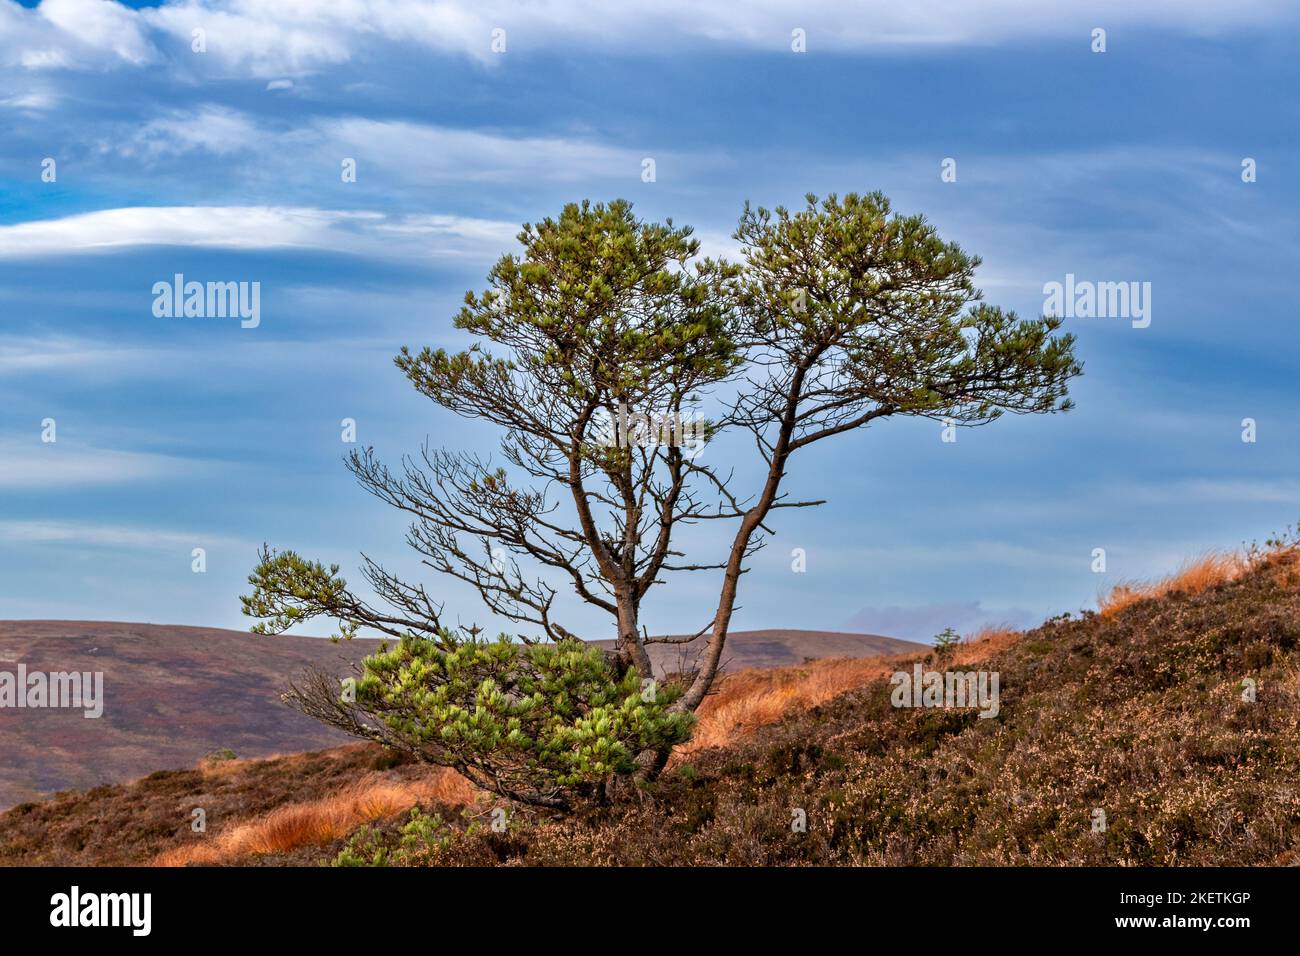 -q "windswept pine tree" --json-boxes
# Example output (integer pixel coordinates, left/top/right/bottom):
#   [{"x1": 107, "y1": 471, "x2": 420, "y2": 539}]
[{"x1": 243, "y1": 193, "x2": 1081, "y2": 807}]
